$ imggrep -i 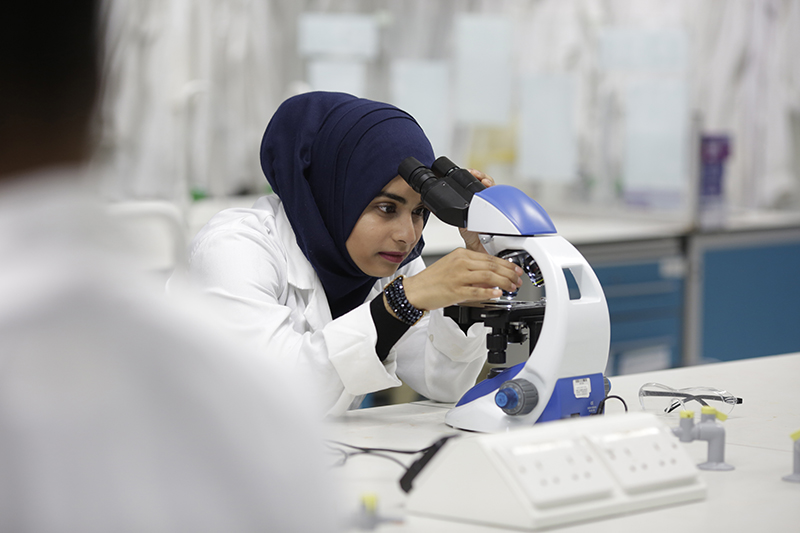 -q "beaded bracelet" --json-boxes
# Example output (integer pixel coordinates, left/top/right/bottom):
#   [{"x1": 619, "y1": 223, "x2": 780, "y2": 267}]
[{"x1": 383, "y1": 275, "x2": 425, "y2": 326}]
